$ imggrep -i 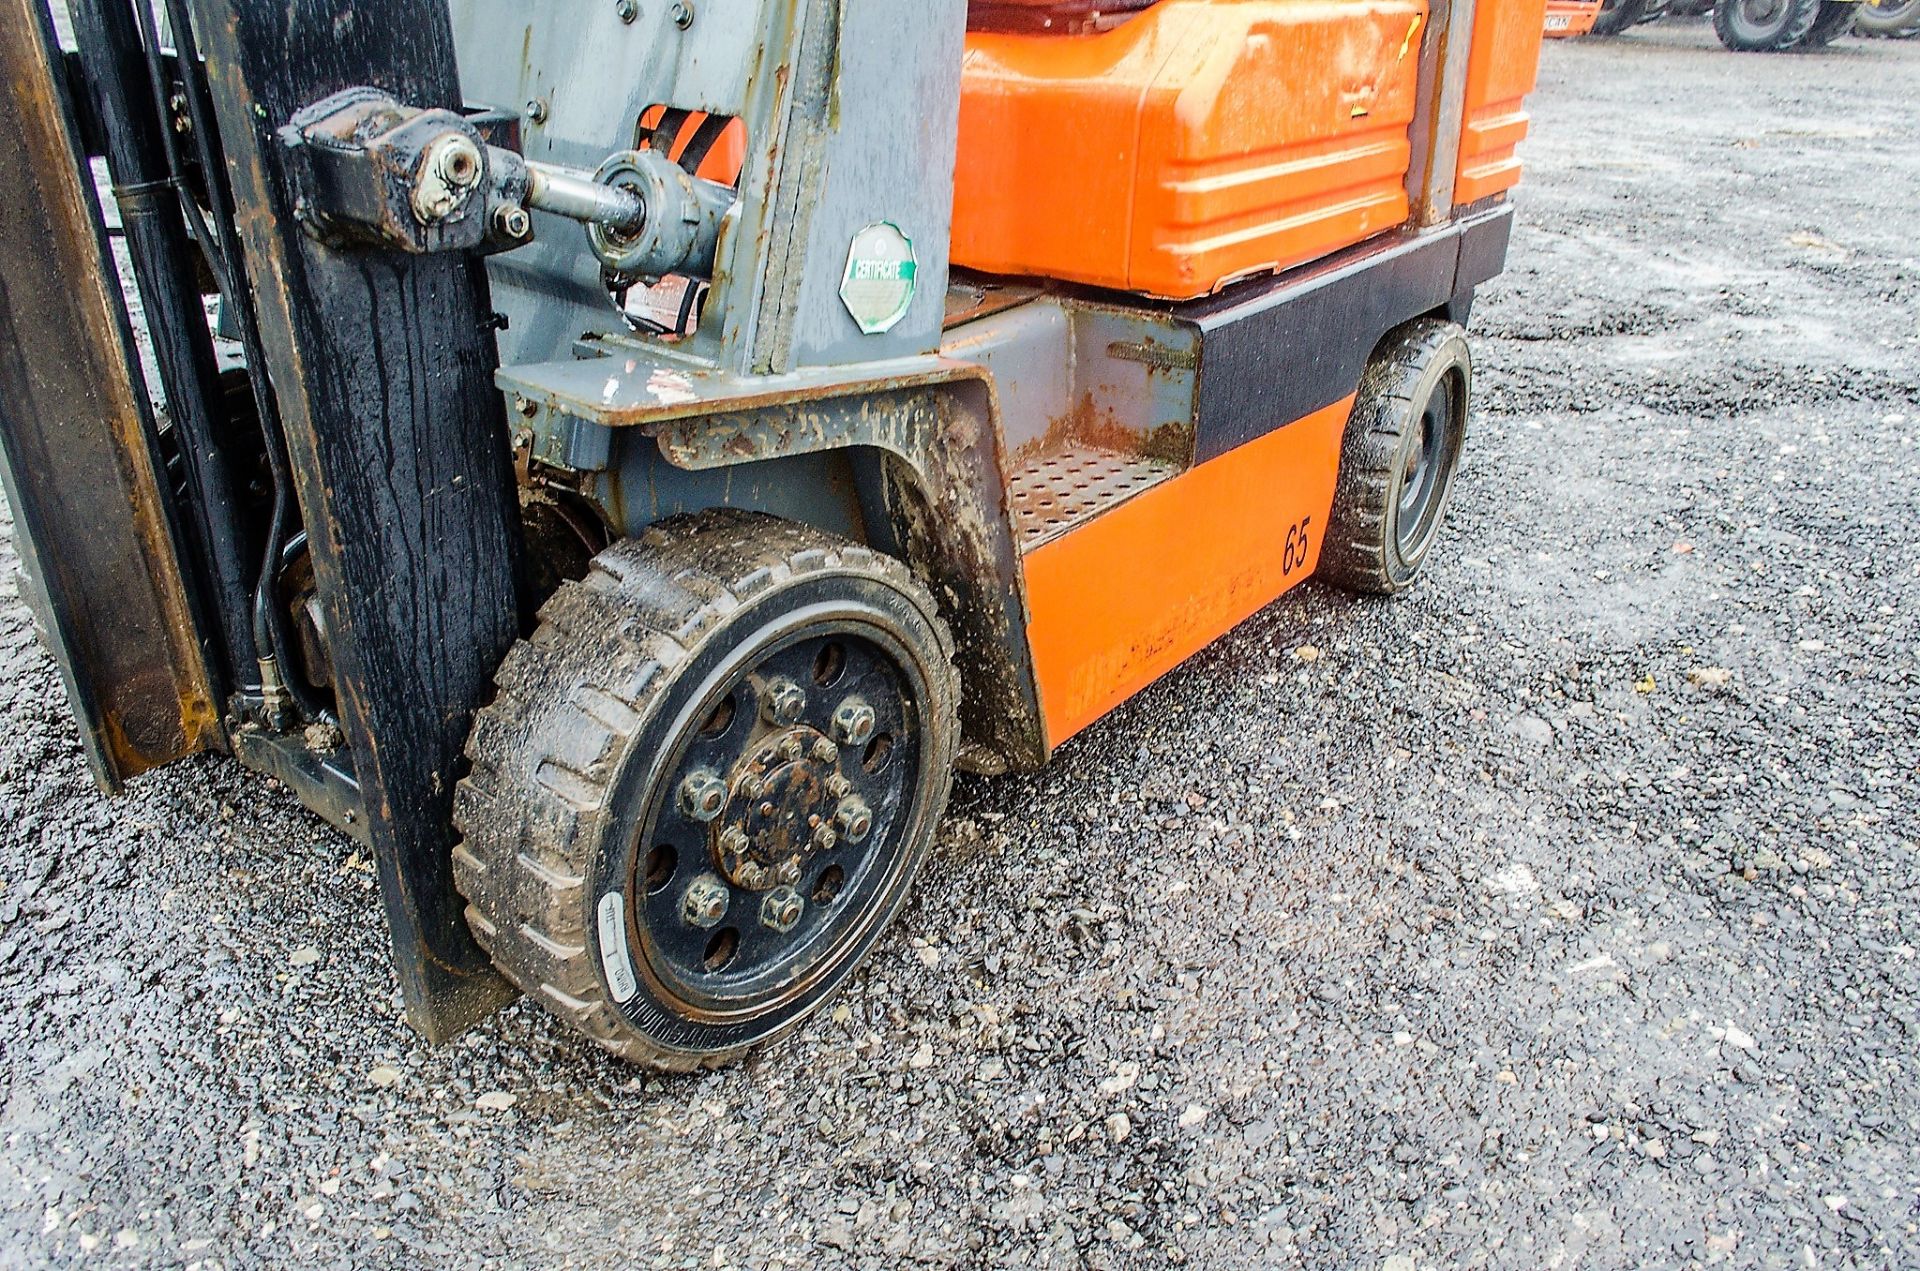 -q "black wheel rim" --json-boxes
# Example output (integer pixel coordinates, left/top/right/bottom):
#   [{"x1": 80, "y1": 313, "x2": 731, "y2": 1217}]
[
  {"x1": 628, "y1": 619, "x2": 926, "y2": 1016},
  {"x1": 1395, "y1": 371, "x2": 1457, "y2": 562}
]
